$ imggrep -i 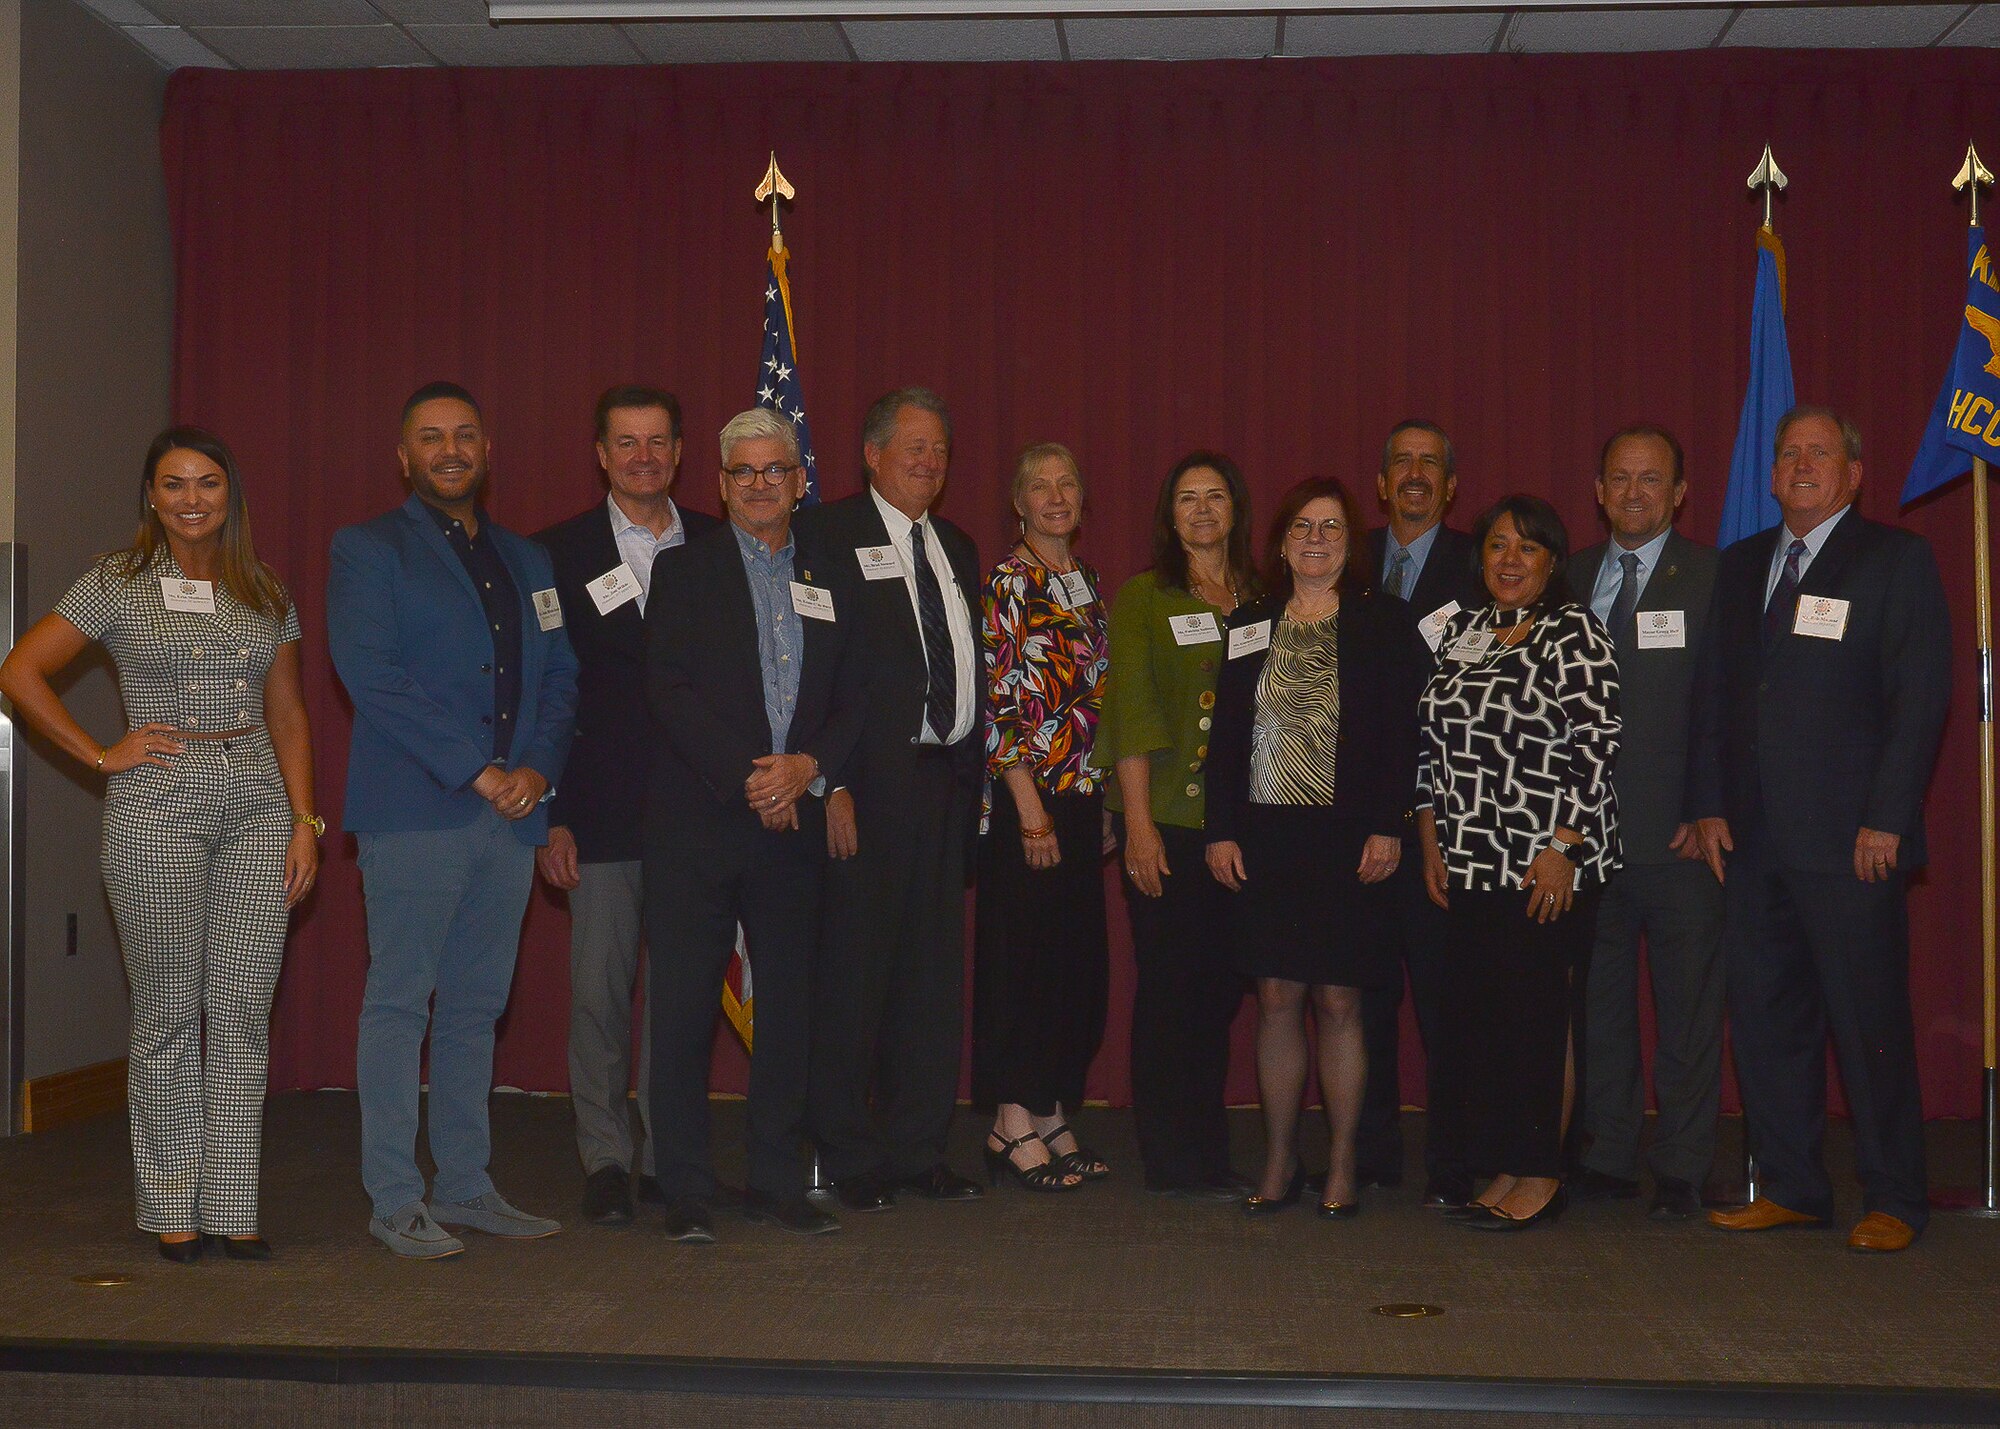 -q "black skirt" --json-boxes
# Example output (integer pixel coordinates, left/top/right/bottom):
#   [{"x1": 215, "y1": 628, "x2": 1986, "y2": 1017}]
[{"x1": 1227, "y1": 803, "x2": 1397, "y2": 989}]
